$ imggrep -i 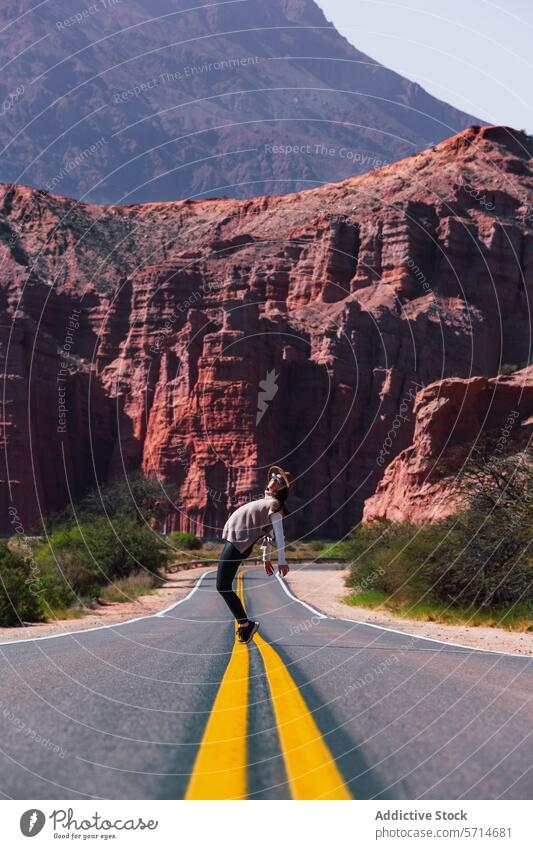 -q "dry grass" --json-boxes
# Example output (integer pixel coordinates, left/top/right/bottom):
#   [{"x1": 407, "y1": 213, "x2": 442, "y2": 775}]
[
  {"x1": 98, "y1": 572, "x2": 163, "y2": 603},
  {"x1": 345, "y1": 590, "x2": 533, "y2": 632}
]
